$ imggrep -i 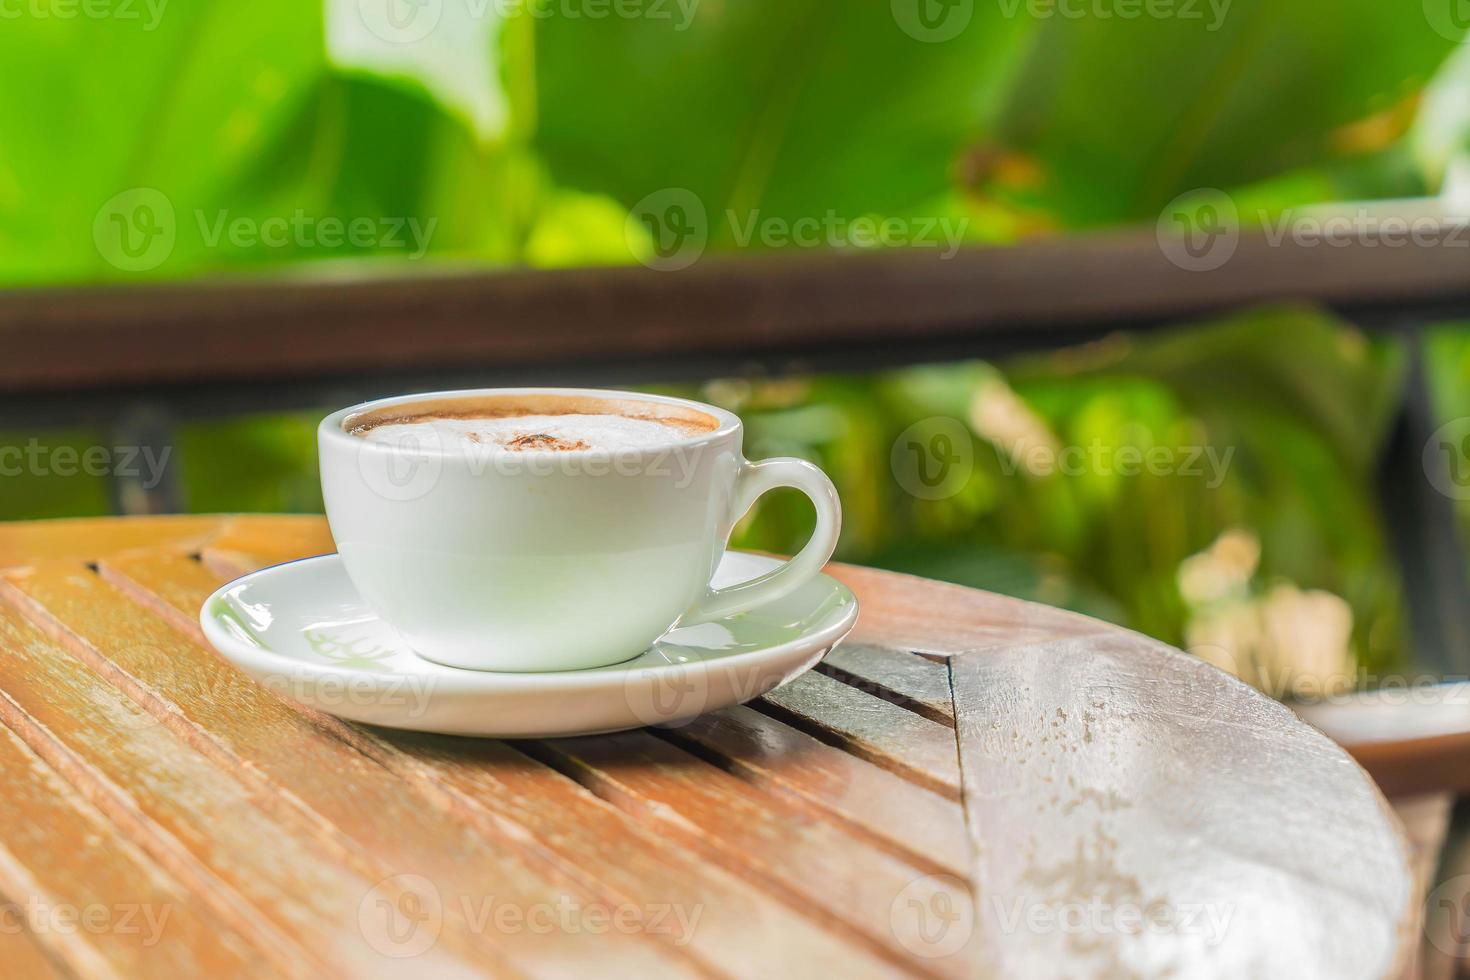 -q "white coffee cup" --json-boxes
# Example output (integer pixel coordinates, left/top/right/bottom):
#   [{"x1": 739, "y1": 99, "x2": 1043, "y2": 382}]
[{"x1": 318, "y1": 387, "x2": 842, "y2": 671}]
